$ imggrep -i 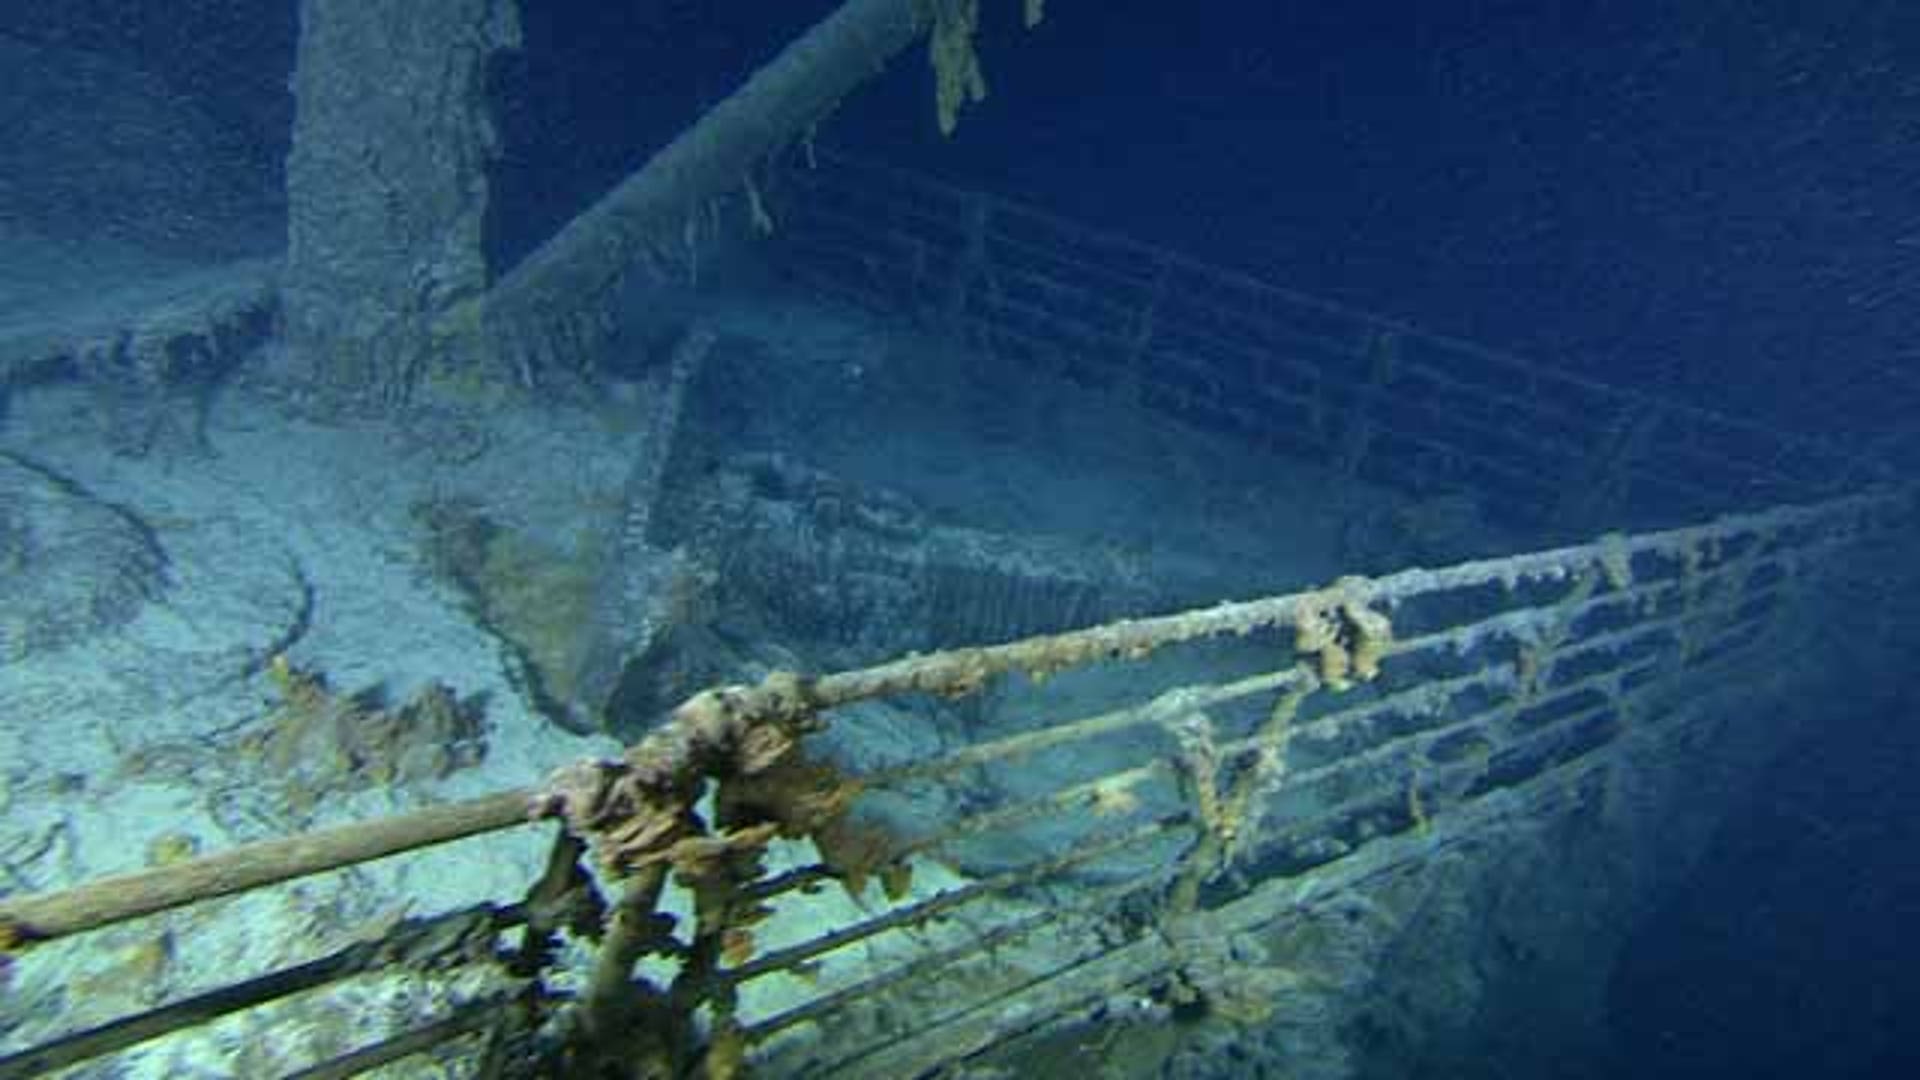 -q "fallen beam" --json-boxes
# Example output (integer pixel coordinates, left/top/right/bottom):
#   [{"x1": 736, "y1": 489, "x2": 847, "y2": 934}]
[{"x1": 465, "y1": 0, "x2": 938, "y2": 379}]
